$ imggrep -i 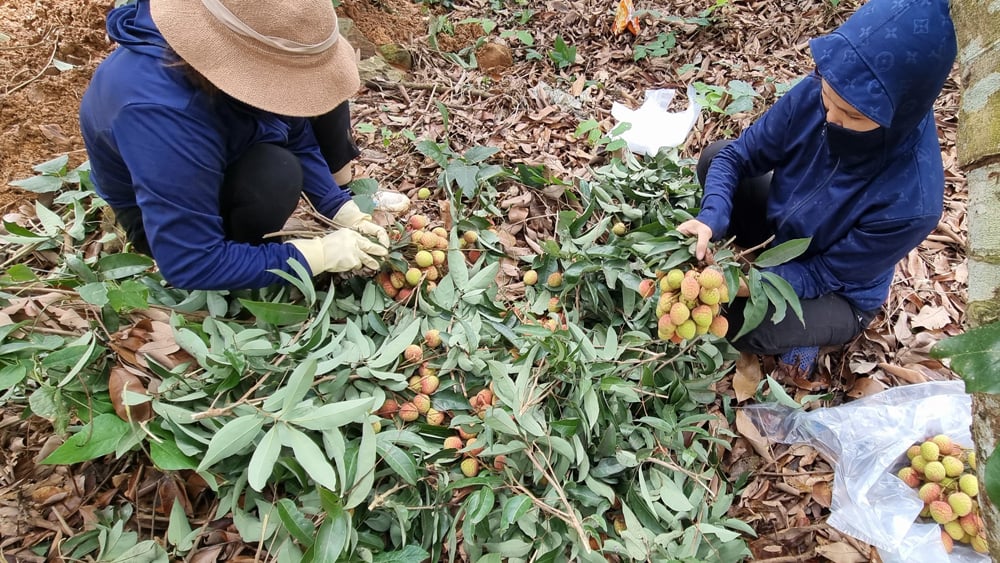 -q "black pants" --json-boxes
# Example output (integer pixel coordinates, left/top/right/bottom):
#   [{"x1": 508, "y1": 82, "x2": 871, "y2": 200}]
[
  {"x1": 117, "y1": 101, "x2": 359, "y2": 253},
  {"x1": 697, "y1": 140, "x2": 878, "y2": 355}
]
